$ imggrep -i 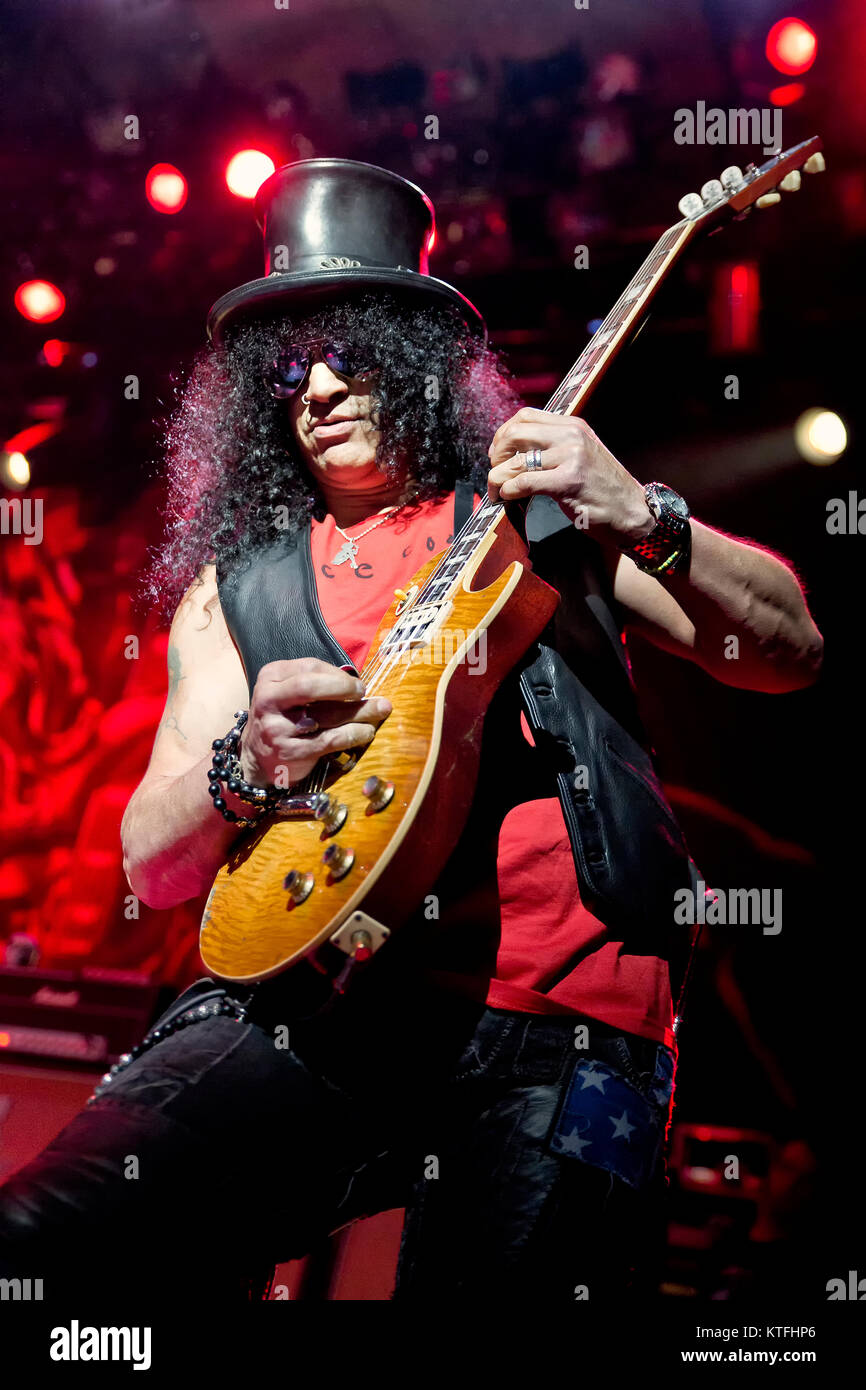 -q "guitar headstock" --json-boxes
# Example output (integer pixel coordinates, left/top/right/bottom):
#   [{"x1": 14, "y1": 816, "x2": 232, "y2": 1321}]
[{"x1": 676, "y1": 136, "x2": 825, "y2": 231}]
